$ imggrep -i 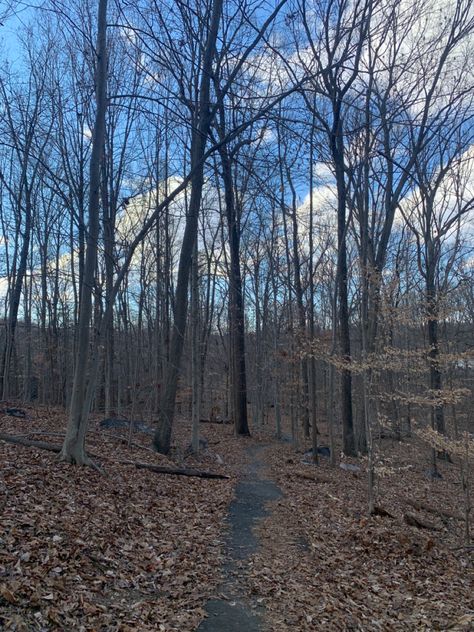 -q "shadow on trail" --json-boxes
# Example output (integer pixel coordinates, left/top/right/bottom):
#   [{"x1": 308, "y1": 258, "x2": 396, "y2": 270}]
[{"x1": 196, "y1": 444, "x2": 282, "y2": 632}]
